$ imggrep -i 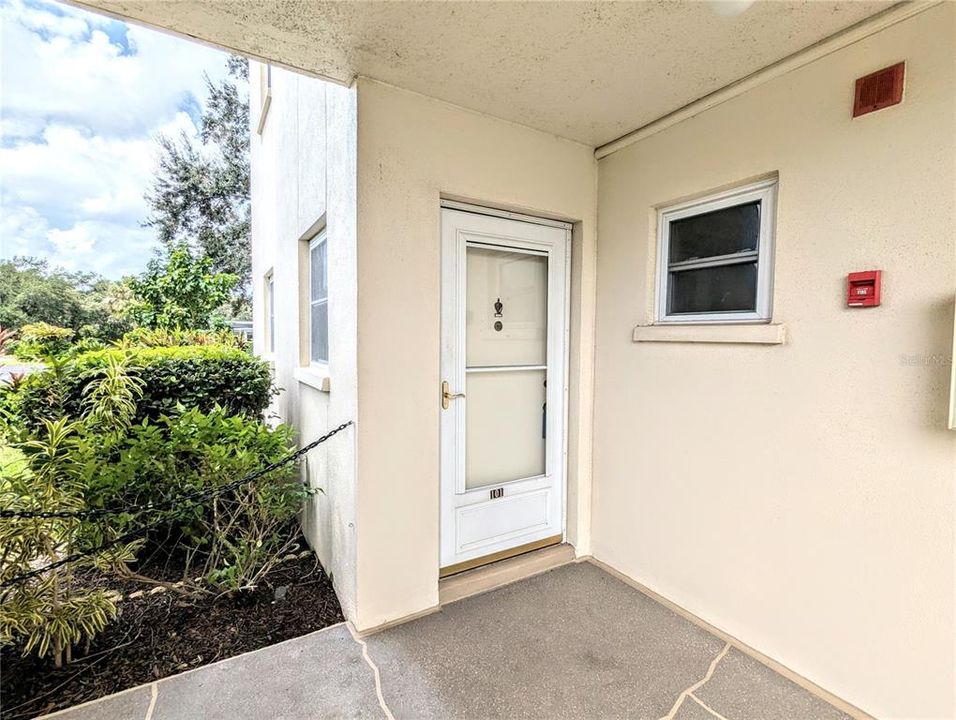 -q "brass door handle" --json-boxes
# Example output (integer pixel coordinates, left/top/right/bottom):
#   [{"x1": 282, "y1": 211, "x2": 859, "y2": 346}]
[{"x1": 441, "y1": 380, "x2": 465, "y2": 410}]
